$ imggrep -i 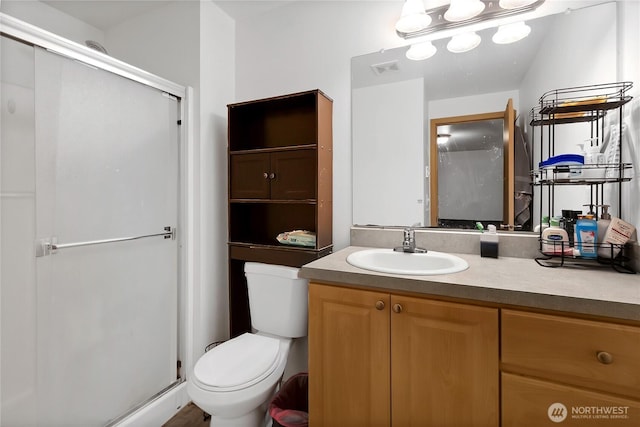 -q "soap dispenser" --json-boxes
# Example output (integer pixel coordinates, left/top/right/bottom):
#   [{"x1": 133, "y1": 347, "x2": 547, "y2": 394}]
[
  {"x1": 480, "y1": 224, "x2": 499, "y2": 258},
  {"x1": 597, "y1": 205, "x2": 612, "y2": 258}
]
